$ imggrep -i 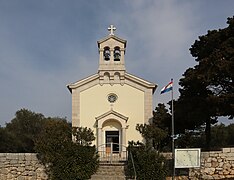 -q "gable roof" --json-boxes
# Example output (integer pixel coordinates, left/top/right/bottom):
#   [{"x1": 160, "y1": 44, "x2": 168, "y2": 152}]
[
  {"x1": 67, "y1": 73, "x2": 99, "y2": 93},
  {"x1": 67, "y1": 72, "x2": 157, "y2": 93},
  {"x1": 97, "y1": 35, "x2": 127, "y2": 48},
  {"x1": 125, "y1": 73, "x2": 157, "y2": 92}
]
